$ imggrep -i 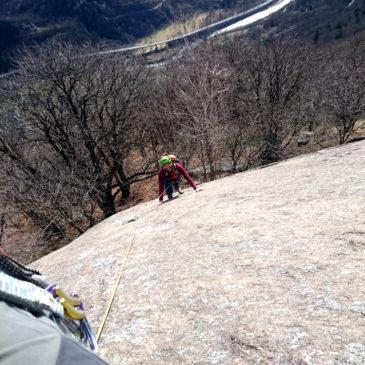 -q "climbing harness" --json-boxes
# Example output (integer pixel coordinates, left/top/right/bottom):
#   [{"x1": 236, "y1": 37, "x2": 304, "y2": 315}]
[
  {"x1": 0, "y1": 253, "x2": 98, "y2": 352},
  {"x1": 0, "y1": 271, "x2": 64, "y2": 318},
  {"x1": 163, "y1": 163, "x2": 180, "y2": 181}
]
